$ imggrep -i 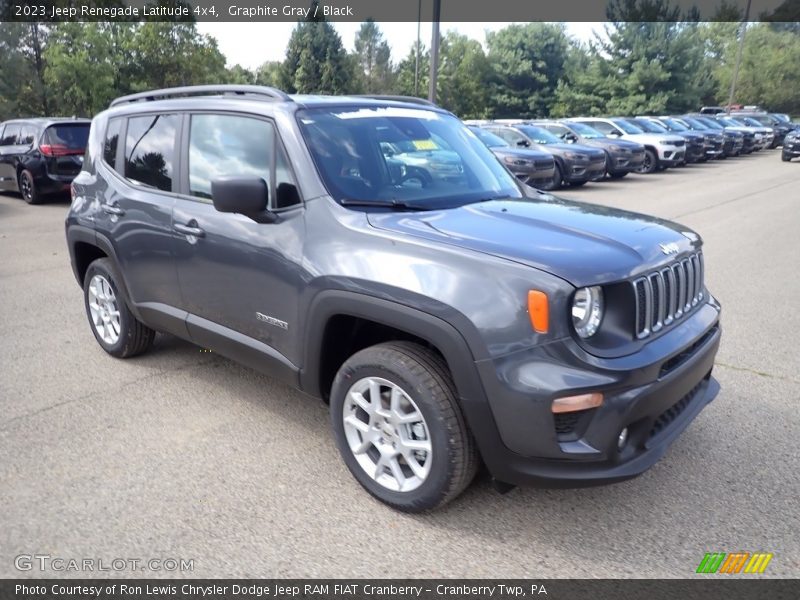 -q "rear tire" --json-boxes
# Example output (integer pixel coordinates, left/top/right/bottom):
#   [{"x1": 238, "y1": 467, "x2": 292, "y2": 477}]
[
  {"x1": 330, "y1": 341, "x2": 479, "y2": 512},
  {"x1": 19, "y1": 170, "x2": 42, "y2": 205},
  {"x1": 83, "y1": 258, "x2": 155, "y2": 358}
]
